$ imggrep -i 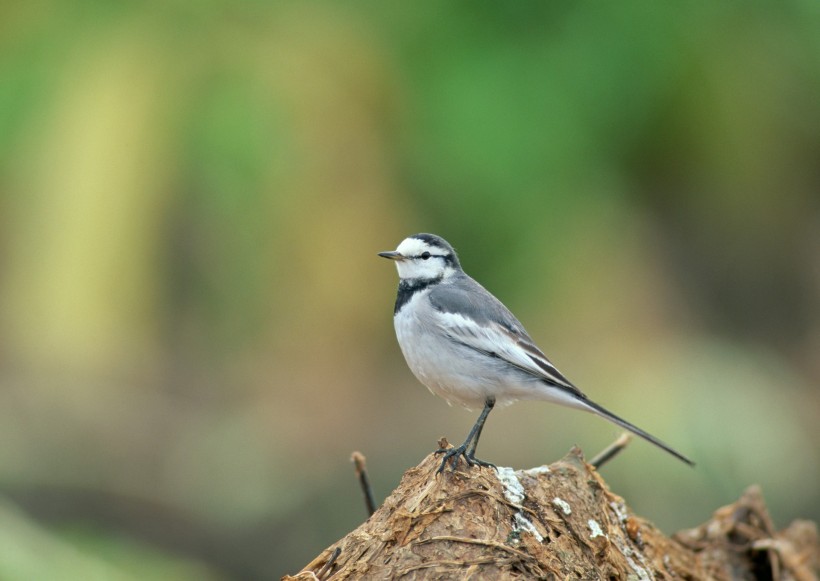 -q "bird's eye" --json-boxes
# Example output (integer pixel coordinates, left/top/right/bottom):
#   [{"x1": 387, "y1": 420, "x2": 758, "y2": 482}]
[{"x1": 421, "y1": 252, "x2": 431, "y2": 260}]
